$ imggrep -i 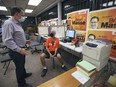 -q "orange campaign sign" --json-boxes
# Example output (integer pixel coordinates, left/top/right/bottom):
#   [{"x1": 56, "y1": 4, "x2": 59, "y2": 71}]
[
  {"x1": 89, "y1": 7, "x2": 116, "y2": 29},
  {"x1": 67, "y1": 9, "x2": 89, "y2": 31}
]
